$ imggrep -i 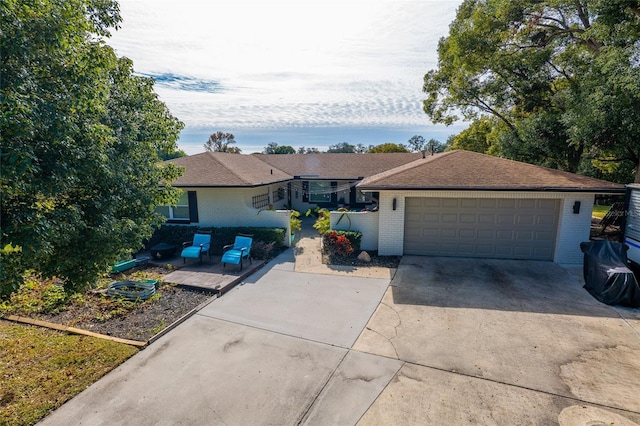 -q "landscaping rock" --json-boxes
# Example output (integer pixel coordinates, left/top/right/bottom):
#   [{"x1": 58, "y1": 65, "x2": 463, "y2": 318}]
[{"x1": 357, "y1": 251, "x2": 372, "y2": 263}]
